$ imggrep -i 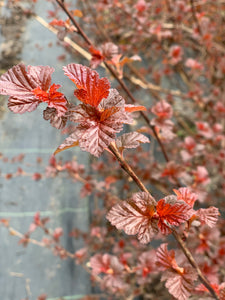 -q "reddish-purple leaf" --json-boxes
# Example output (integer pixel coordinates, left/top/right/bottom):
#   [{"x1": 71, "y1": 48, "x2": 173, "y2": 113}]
[
  {"x1": 157, "y1": 245, "x2": 197, "y2": 300},
  {"x1": 107, "y1": 192, "x2": 158, "y2": 244},
  {"x1": 101, "y1": 42, "x2": 119, "y2": 60},
  {"x1": 54, "y1": 132, "x2": 79, "y2": 155},
  {"x1": 90, "y1": 253, "x2": 124, "y2": 276},
  {"x1": 162, "y1": 267, "x2": 197, "y2": 300},
  {"x1": 89, "y1": 45, "x2": 105, "y2": 69},
  {"x1": 43, "y1": 107, "x2": 68, "y2": 129},
  {"x1": 156, "y1": 243, "x2": 178, "y2": 270},
  {"x1": 156, "y1": 195, "x2": 194, "y2": 234},
  {"x1": 63, "y1": 63, "x2": 110, "y2": 107},
  {"x1": 124, "y1": 104, "x2": 146, "y2": 113},
  {"x1": 151, "y1": 100, "x2": 173, "y2": 119},
  {"x1": 115, "y1": 132, "x2": 150, "y2": 150},
  {"x1": 66, "y1": 89, "x2": 133, "y2": 157},
  {"x1": 173, "y1": 187, "x2": 198, "y2": 208},
  {"x1": 136, "y1": 250, "x2": 157, "y2": 283},
  {"x1": 219, "y1": 283, "x2": 225, "y2": 300},
  {"x1": 32, "y1": 83, "x2": 67, "y2": 116},
  {"x1": 0, "y1": 63, "x2": 54, "y2": 113},
  {"x1": 7, "y1": 97, "x2": 41, "y2": 114},
  {"x1": 196, "y1": 207, "x2": 220, "y2": 228}
]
